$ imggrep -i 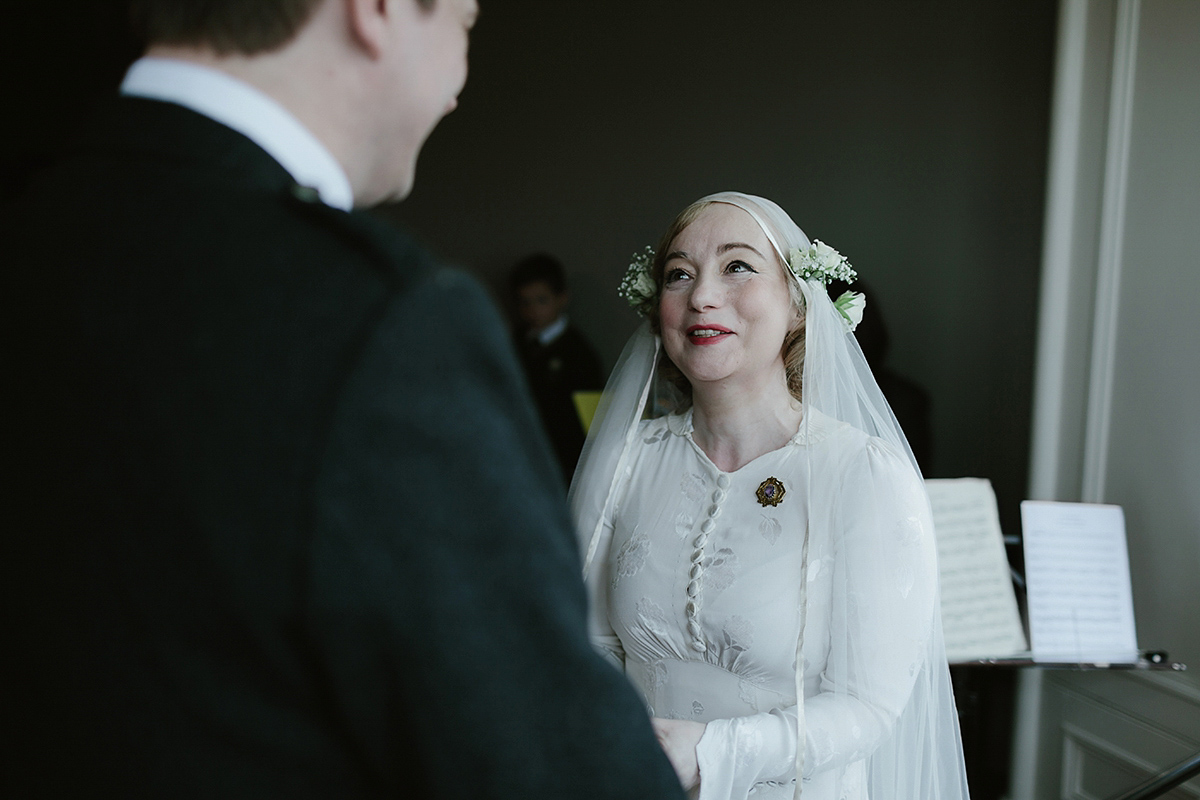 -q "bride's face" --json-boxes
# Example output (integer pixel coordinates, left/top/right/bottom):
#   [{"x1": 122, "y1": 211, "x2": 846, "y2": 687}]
[{"x1": 659, "y1": 204, "x2": 798, "y2": 394}]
